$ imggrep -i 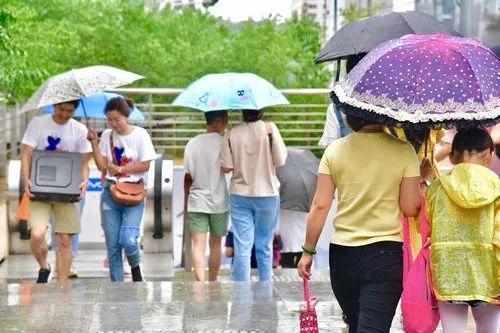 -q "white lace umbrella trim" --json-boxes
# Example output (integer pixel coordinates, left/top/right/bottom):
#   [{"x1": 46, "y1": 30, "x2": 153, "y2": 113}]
[{"x1": 333, "y1": 83, "x2": 500, "y2": 123}]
